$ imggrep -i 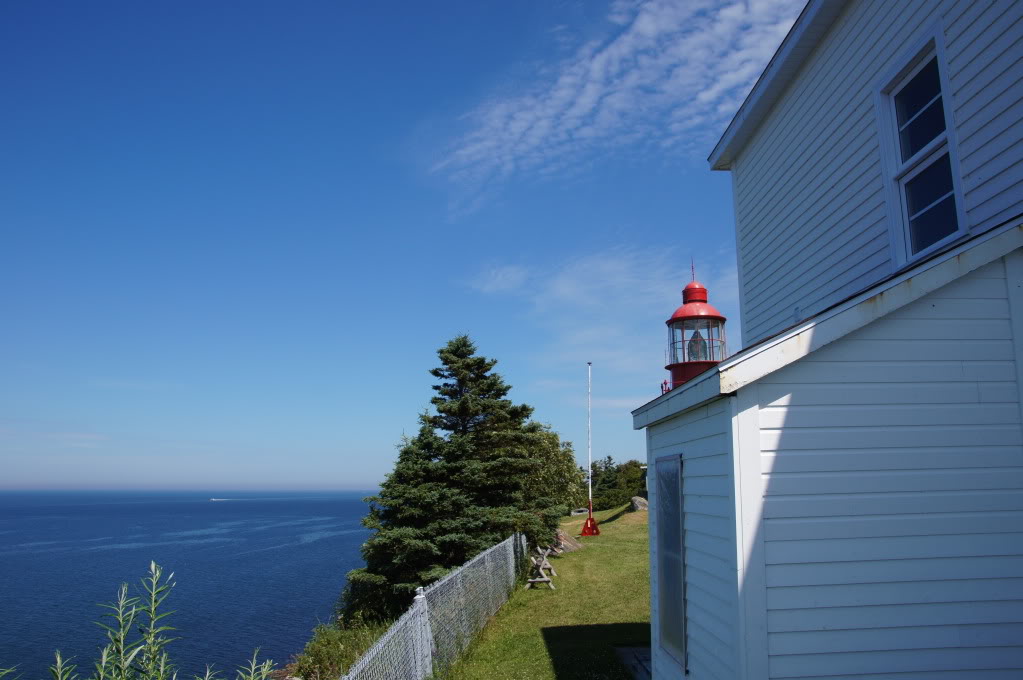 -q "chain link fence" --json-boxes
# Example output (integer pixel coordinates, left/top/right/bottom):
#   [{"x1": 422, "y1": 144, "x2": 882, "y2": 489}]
[{"x1": 341, "y1": 533, "x2": 528, "y2": 680}]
